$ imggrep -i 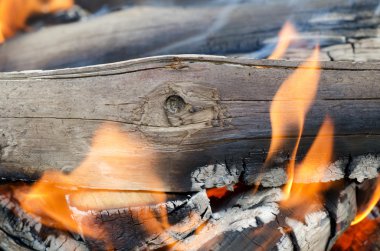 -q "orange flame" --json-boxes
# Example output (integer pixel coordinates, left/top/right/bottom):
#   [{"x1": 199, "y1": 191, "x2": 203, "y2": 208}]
[
  {"x1": 351, "y1": 177, "x2": 380, "y2": 225},
  {"x1": 268, "y1": 21, "x2": 298, "y2": 60},
  {"x1": 13, "y1": 122, "x2": 206, "y2": 248},
  {"x1": 0, "y1": 0, "x2": 74, "y2": 42},
  {"x1": 265, "y1": 47, "x2": 321, "y2": 200},
  {"x1": 281, "y1": 116, "x2": 334, "y2": 207},
  {"x1": 13, "y1": 123, "x2": 166, "y2": 246}
]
